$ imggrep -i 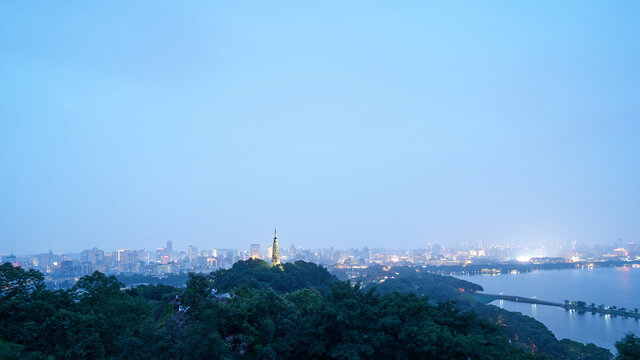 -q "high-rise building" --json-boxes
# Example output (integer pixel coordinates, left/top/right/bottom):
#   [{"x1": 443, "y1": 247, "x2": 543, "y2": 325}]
[
  {"x1": 432, "y1": 244, "x2": 443, "y2": 258},
  {"x1": 116, "y1": 249, "x2": 137, "y2": 264},
  {"x1": 116, "y1": 249, "x2": 126, "y2": 262},
  {"x1": 156, "y1": 247, "x2": 171, "y2": 264},
  {"x1": 87, "y1": 248, "x2": 104, "y2": 266},
  {"x1": 81, "y1": 262, "x2": 93, "y2": 275},
  {"x1": 289, "y1": 244, "x2": 297, "y2": 257},
  {"x1": 188, "y1": 245, "x2": 198, "y2": 262},
  {"x1": 137, "y1": 249, "x2": 150, "y2": 264},
  {"x1": 154, "y1": 241, "x2": 174, "y2": 264},
  {"x1": 271, "y1": 227, "x2": 280, "y2": 265},
  {"x1": 250, "y1": 244, "x2": 261, "y2": 259},
  {"x1": 362, "y1": 247, "x2": 371, "y2": 263},
  {"x1": 81, "y1": 250, "x2": 90, "y2": 263},
  {"x1": 614, "y1": 248, "x2": 629, "y2": 257},
  {"x1": 37, "y1": 251, "x2": 54, "y2": 269},
  {"x1": 206, "y1": 257, "x2": 217, "y2": 267}
]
